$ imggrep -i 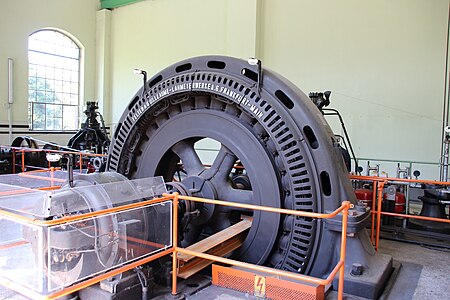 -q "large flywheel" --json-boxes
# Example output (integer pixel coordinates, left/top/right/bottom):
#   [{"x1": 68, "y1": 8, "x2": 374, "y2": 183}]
[{"x1": 107, "y1": 56, "x2": 358, "y2": 276}]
